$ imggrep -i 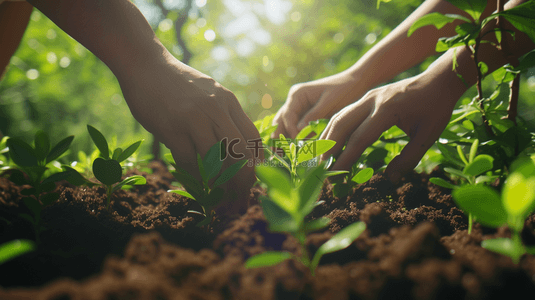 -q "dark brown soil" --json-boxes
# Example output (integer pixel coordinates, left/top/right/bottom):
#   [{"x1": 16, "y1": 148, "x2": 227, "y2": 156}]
[{"x1": 1, "y1": 161, "x2": 534, "y2": 299}]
